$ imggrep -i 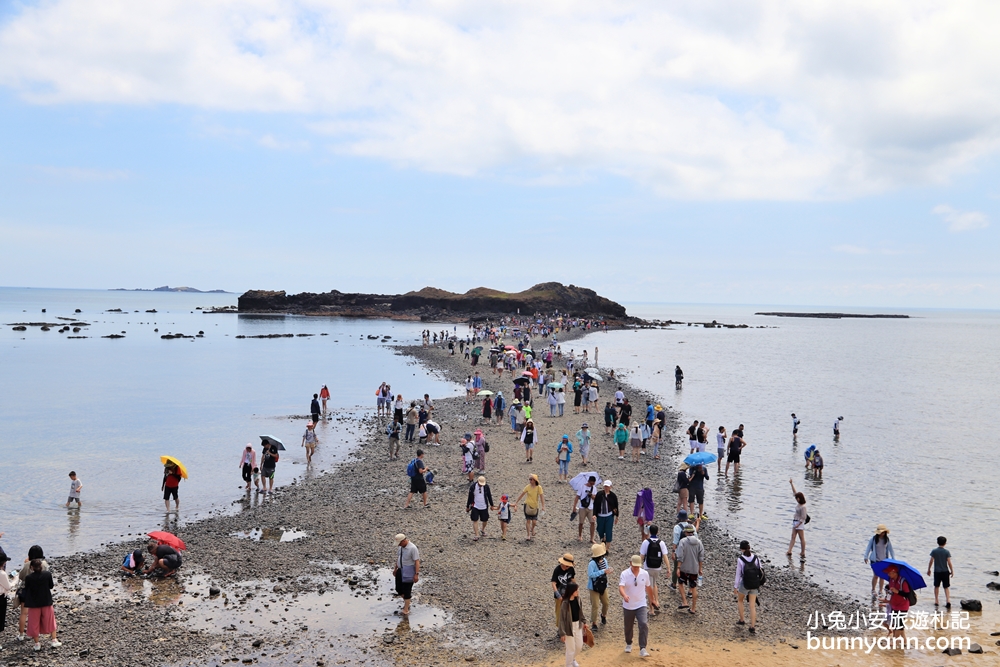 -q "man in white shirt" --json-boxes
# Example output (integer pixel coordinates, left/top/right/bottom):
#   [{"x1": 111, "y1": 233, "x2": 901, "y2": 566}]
[
  {"x1": 614, "y1": 388, "x2": 625, "y2": 405},
  {"x1": 791, "y1": 413, "x2": 800, "y2": 435},
  {"x1": 393, "y1": 534, "x2": 421, "y2": 616},
  {"x1": 618, "y1": 554, "x2": 654, "y2": 657}
]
